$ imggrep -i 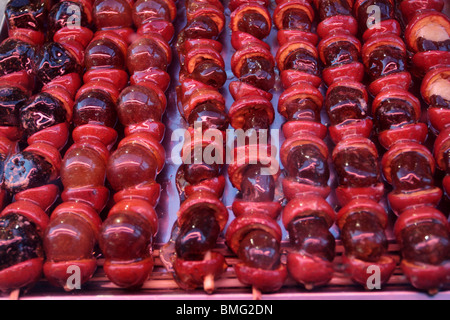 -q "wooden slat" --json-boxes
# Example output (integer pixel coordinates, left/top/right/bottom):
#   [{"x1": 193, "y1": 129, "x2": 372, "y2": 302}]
[{"x1": 6, "y1": 241, "x2": 449, "y2": 300}]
